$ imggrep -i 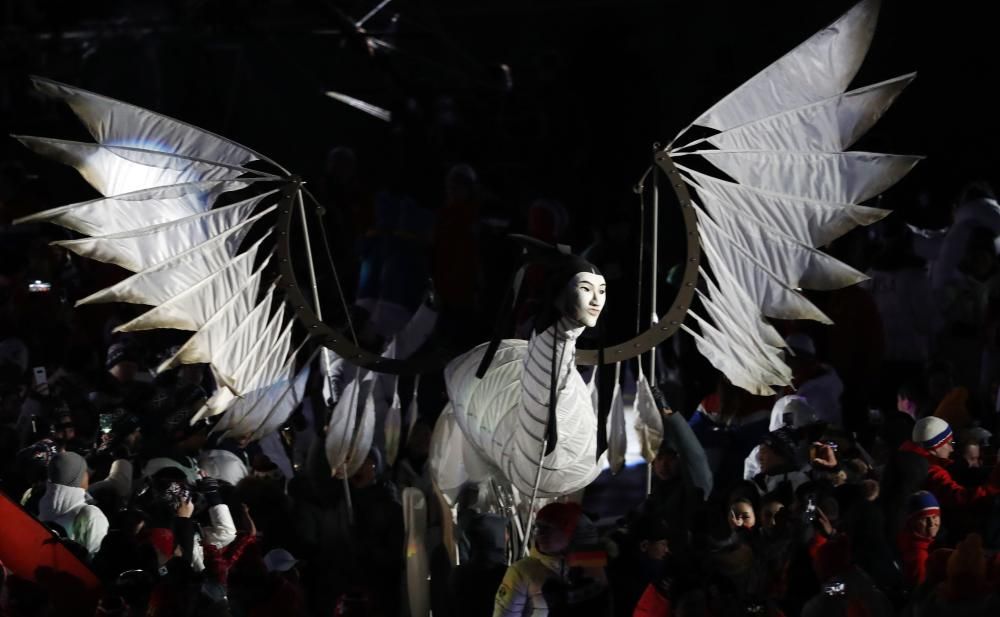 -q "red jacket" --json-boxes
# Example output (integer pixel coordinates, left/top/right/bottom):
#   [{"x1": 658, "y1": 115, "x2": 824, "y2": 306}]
[
  {"x1": 897, "y1": 529, "x2": 934, "y2": 587},
  {"x1": 899, "y1": 441, "x2": 1000, "y2": 509},
  {"x1": 633, "y1": 584, "x2": 670, "y2": 617}
]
